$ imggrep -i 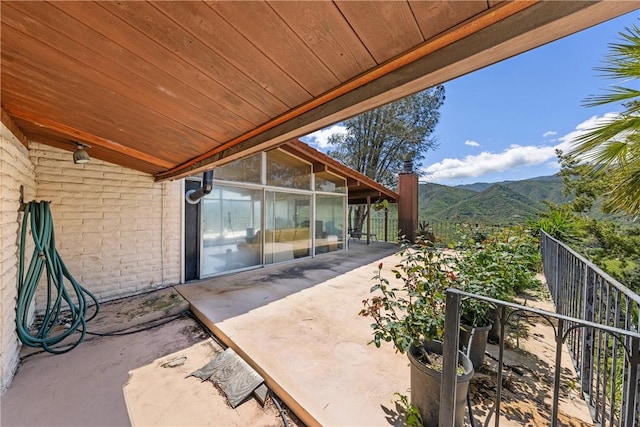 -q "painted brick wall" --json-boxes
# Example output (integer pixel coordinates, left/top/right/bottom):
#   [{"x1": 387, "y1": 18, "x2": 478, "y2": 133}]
[
  {"x1": 30, "y1": 142, "x2": 182, "y2": 304},
  {"x1": 1, "y1": 125, "x2": 36, "y2": 393}
]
